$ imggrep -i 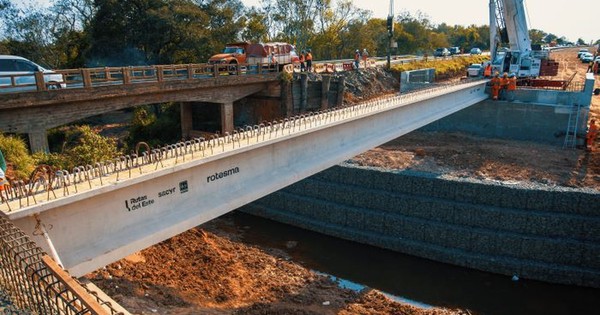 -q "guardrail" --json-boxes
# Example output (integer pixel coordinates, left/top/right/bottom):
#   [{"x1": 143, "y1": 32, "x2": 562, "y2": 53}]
[
  {"x1": 0, "y1": 215, "x2": 123, "y2": 314},
  {"x1": 0, "y1": 79, "x2": 486, "y2": 212}
]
